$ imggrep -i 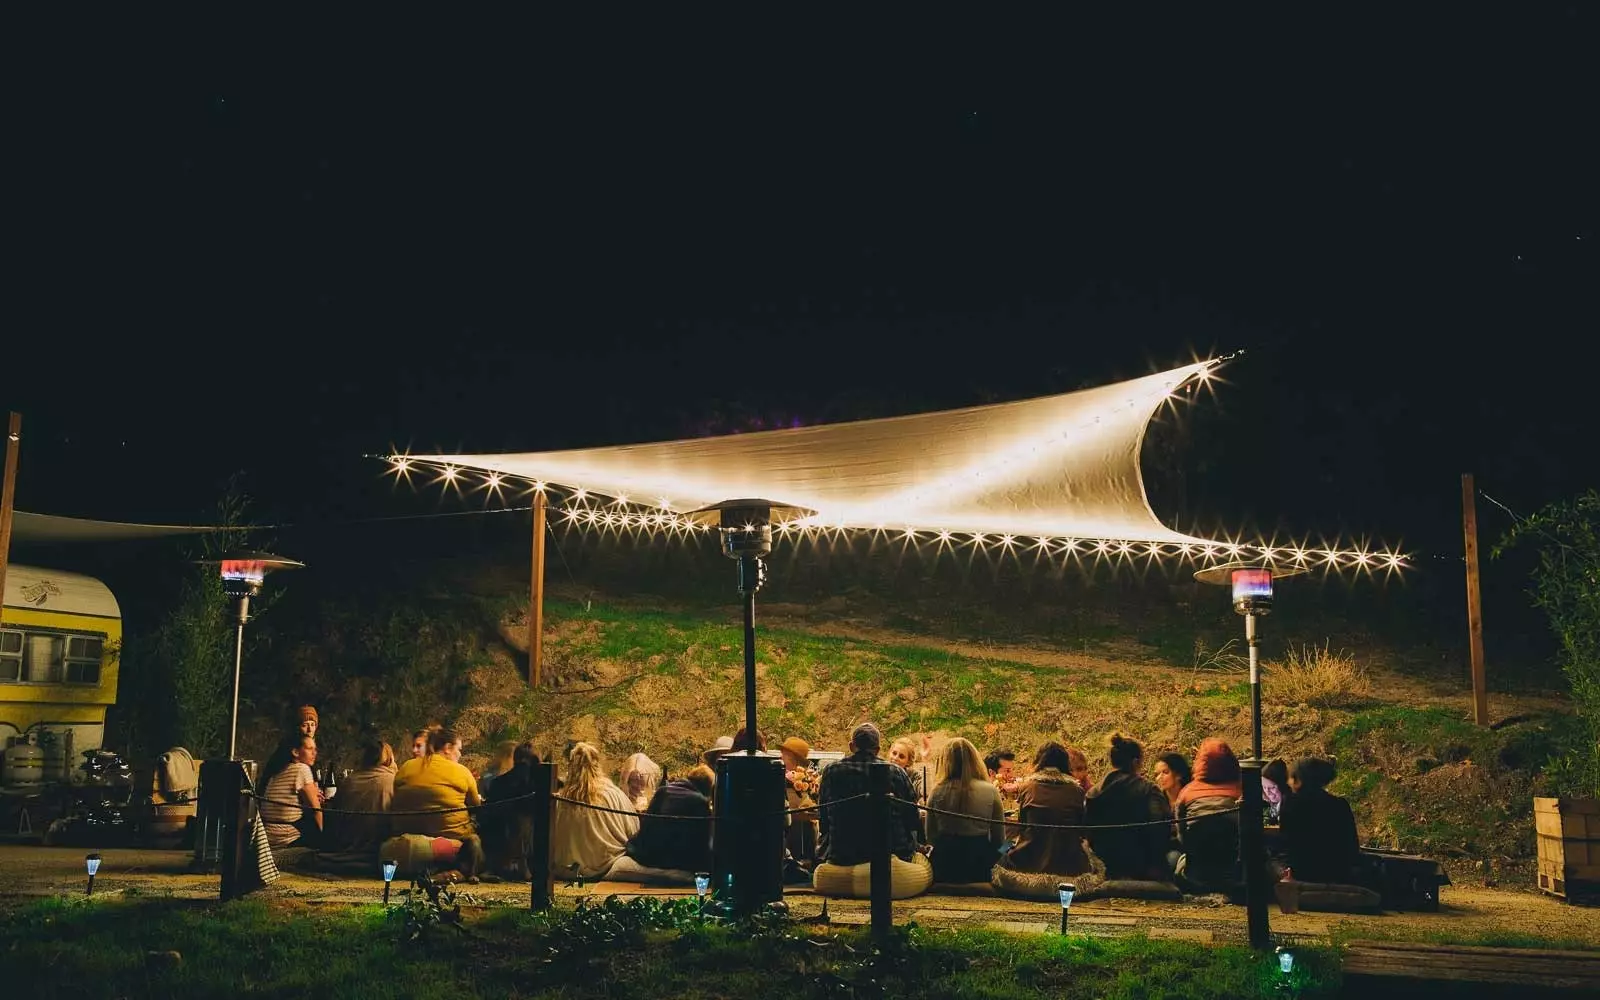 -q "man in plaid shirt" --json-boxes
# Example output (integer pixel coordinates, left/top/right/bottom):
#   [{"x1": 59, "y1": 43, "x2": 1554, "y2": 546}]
[{"x1": 817, "y1": 722, "x2": 924, "y2": 865}]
